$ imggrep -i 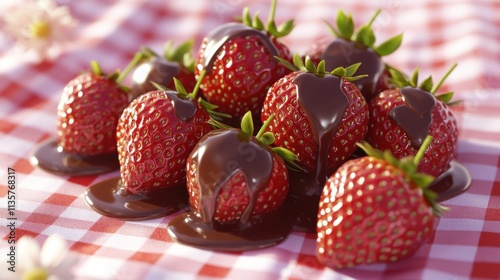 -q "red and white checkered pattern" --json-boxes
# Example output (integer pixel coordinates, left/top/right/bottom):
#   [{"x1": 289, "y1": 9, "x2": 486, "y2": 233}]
[{"x1": 1, "y1": 0, "x2": 499, "y2": 279}]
